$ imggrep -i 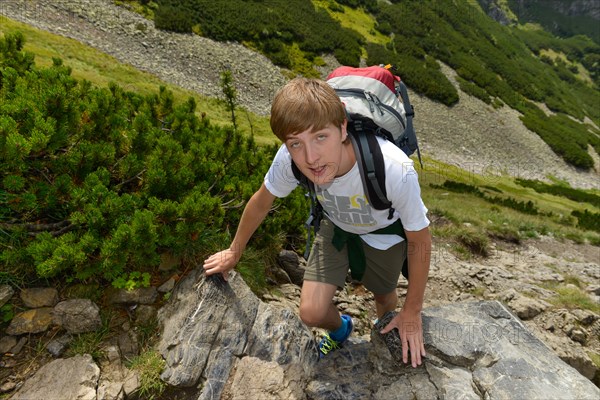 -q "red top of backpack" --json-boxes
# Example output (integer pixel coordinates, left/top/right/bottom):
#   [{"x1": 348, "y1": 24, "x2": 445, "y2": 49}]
[{"x1": 327, "y1": 66, "x2": 400, "y2": 93}]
